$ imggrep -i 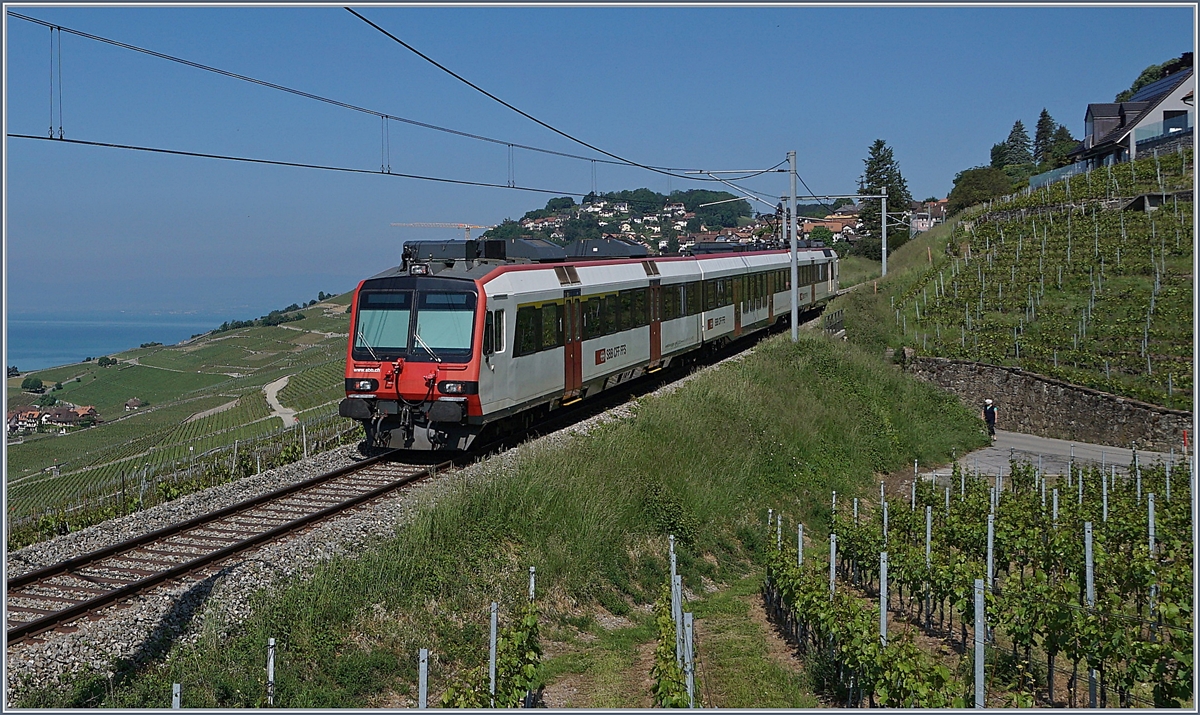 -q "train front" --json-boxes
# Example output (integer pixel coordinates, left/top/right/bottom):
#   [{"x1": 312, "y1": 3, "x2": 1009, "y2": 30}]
[{"x1": 338, "y1": 266, "x2": 483, "y2": 451}]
